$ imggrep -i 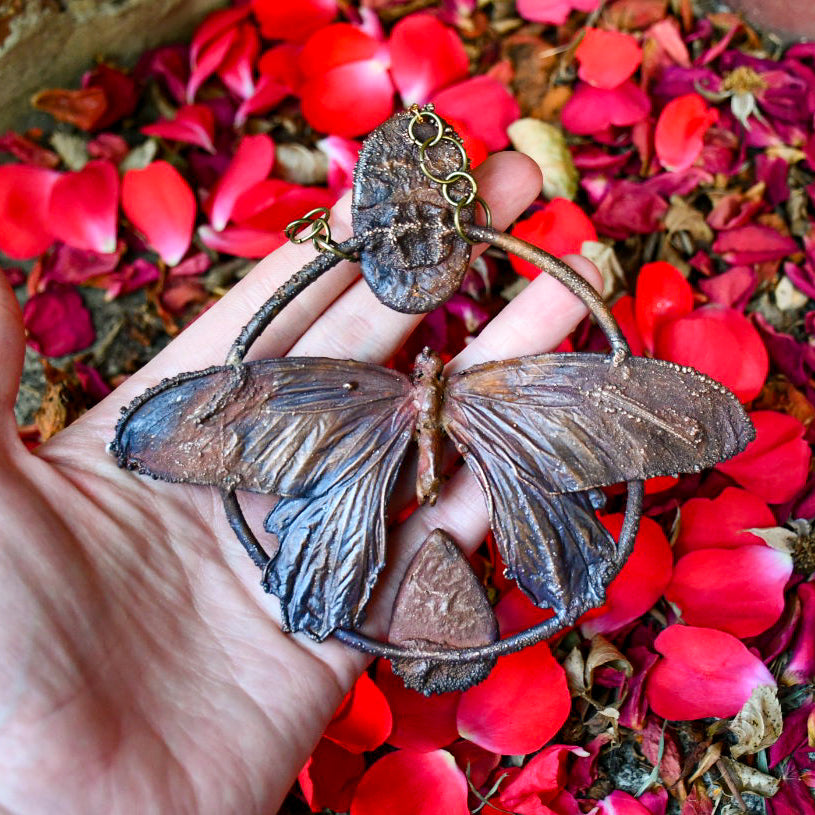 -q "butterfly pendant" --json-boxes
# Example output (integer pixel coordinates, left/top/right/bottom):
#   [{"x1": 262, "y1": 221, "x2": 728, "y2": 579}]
[{"x1": 111, "y1": 346, "x2": 752, "y2": 644}]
